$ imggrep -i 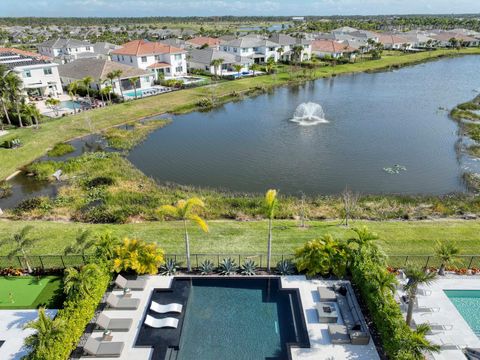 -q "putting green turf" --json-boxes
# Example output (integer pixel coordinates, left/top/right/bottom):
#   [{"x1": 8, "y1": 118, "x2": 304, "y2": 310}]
[{"x1": 0, "y1": 276, "x2": 64, "y2": 309}]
